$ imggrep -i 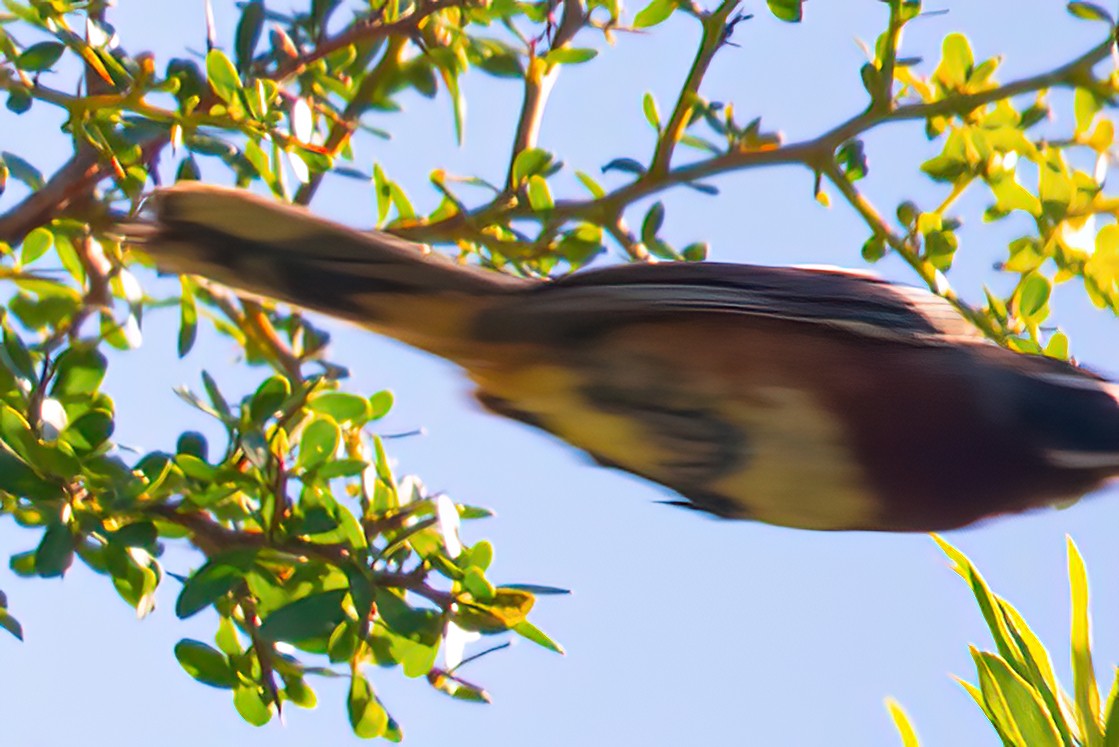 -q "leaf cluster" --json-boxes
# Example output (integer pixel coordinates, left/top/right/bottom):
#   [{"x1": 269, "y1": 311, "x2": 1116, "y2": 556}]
[{"x1": 0, "y1": 0, "x2": 1117, "y2": 740}]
